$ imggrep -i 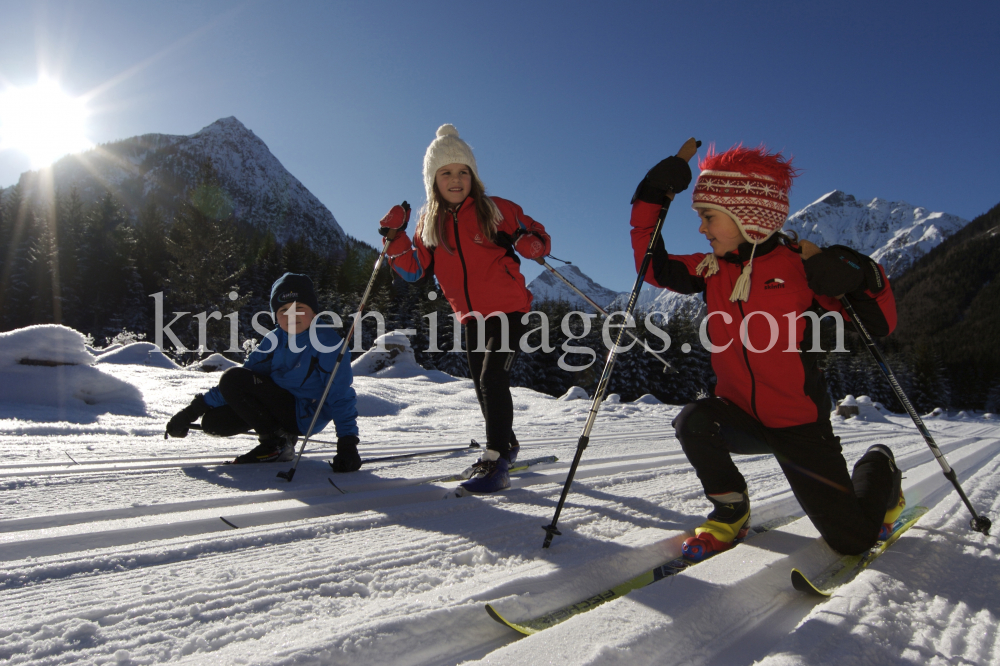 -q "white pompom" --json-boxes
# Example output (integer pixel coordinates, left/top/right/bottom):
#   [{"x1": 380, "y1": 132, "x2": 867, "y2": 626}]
[{"x1": 437, "y1": 124, "x2": 459, "y2": 138}]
